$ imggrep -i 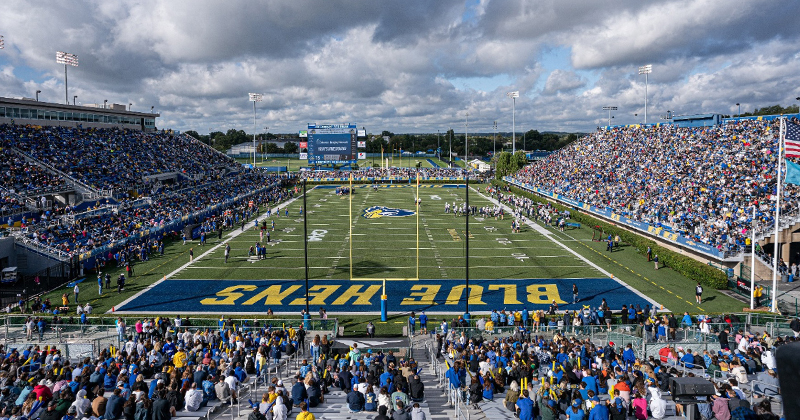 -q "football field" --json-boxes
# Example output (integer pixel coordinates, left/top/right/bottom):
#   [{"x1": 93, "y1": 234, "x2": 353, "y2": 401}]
[{"x1": 116, "y1": 184, "x2": 657, "y2": 314}]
